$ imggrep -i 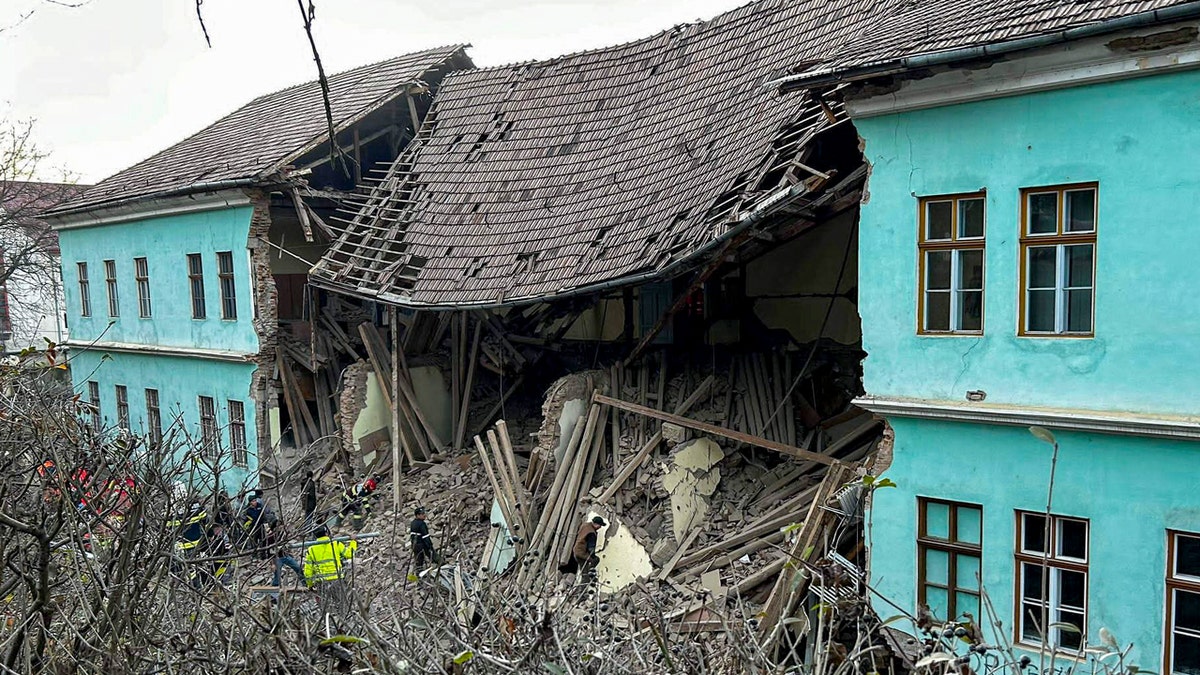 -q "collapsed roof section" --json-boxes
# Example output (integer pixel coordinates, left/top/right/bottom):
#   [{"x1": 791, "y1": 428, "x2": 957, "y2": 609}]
[
  {"x1": 775, "y1": 0, "x2": 1200, "y2": 89},
  {"x1": 311, "y1": 0, "x2": 887, "y2": 309},
  {"x1": 52, "y1": 45, "x2": 473, "y2": 215}
]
